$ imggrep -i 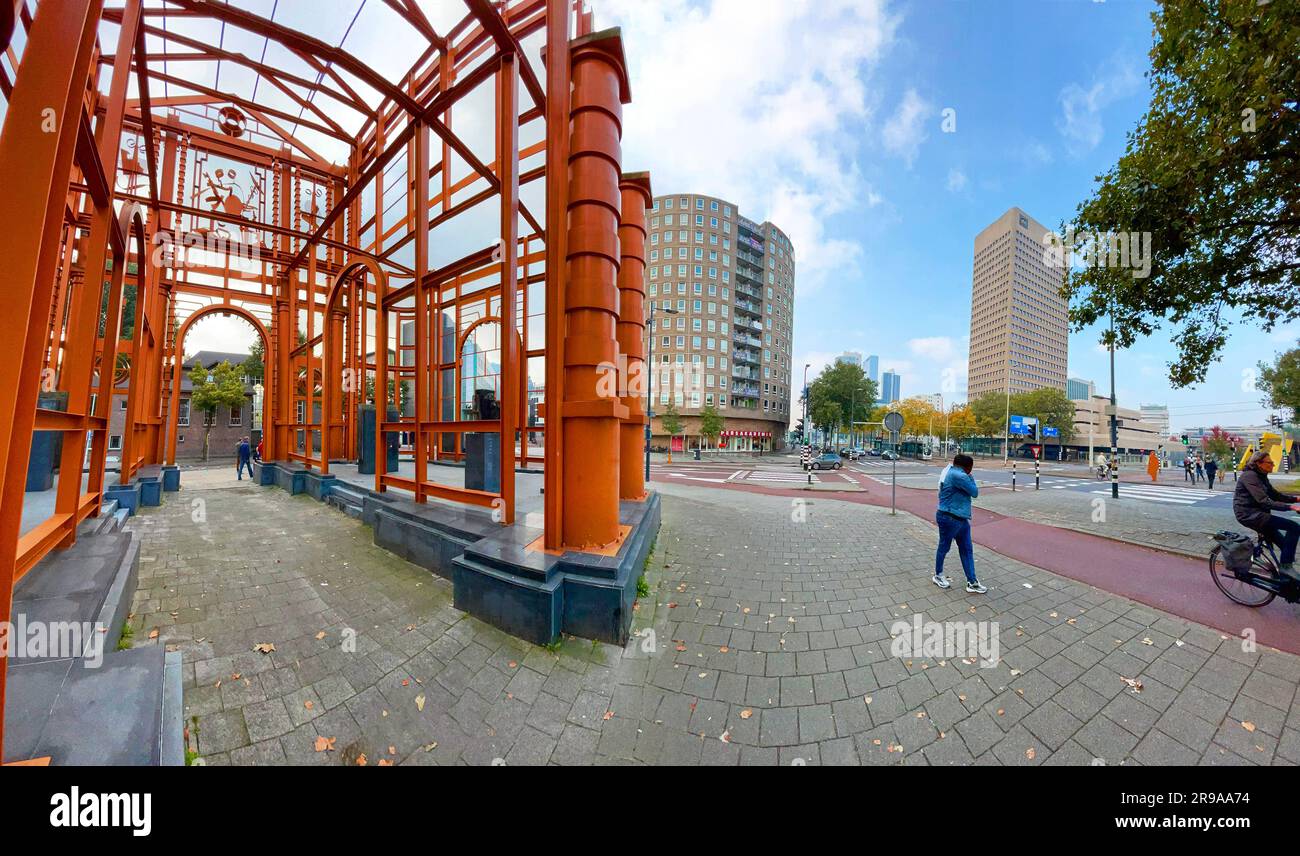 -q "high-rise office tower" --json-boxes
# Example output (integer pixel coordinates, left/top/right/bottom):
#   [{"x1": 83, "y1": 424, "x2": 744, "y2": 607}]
[
  {"x1": 967, "y1": 207, "x2": 1068, "y2": 399},
  {"x1": 880, "y1": 370, "x2": 901, "y2": 404},
  {"x1": 864, "y1": 354, "x2": 879, "y2": 387}
]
